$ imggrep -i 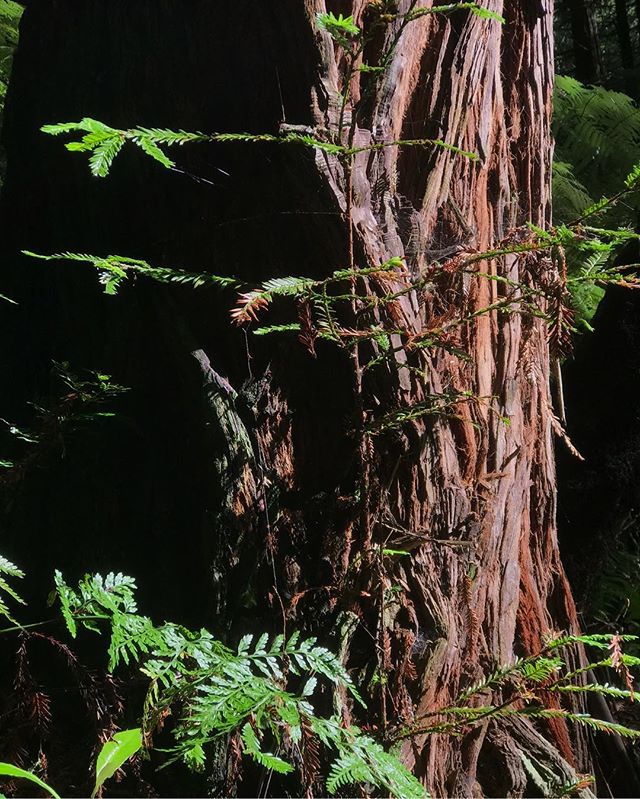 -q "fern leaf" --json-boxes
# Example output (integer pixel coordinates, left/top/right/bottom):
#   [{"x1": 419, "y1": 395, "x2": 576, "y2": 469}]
[
  {"x1": 241, "y1": 724, "x2": 294, "y2": 774},
  {"x1": 252, "y1": 322, "x2": 300, "y2": 336},
  {"x1": 261, "y1": 276, "x2": 315, "y2": 296},
  {"x1": 406, "y1": 2, "x2": 504, "y2": 22},
  {"x1": 626, "y1": 161, "x2": 640, "y2": 189},
  {"x1": 551, "y1": 683, "x2": 635, "y2": 700},
  {"x1": 133, "y1": 136, "x2": 175, "y2": 169},
  {"x1": 0, "y1": 555, "x2": 25, "y2": 625},
  {"x1": 54, "y1": 570, "x2": 79, "y2": 637},
  {"x1": 89, "y1": 135, "x2": 125, "y2": 178},
  {"x1": 134, "y1": 127, "x2": 210, "y2": 146},
  {"x1": 532, "y1": 709, "x2": 640, "y2": 739},
  {"x1": 326, "y1": 731, "x2": 428, "y2": 799},
  {"x1": 327, "y1": 751, "x2": 374, "y2": 794}
]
